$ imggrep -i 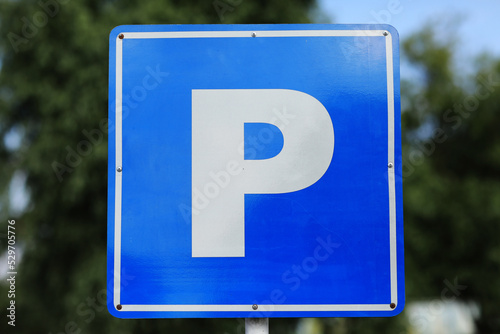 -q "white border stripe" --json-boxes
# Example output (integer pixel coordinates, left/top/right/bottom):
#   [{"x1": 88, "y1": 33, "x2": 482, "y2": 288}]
[
  {"x1": 121, "y1": 304, "x2": 392, "y2": 312},
  {"x1": 385, "y1": 33, "x2": 398, "y2": 305},
  {"x1": 114, "y1": 36, "x2": 123, "y2": 308},
  {"x1": 114, "y1": 29, "x2": 398, "y2": 313},
  {"x1": 124, "y1": 30, "x2": 385, "y2": 39}
]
